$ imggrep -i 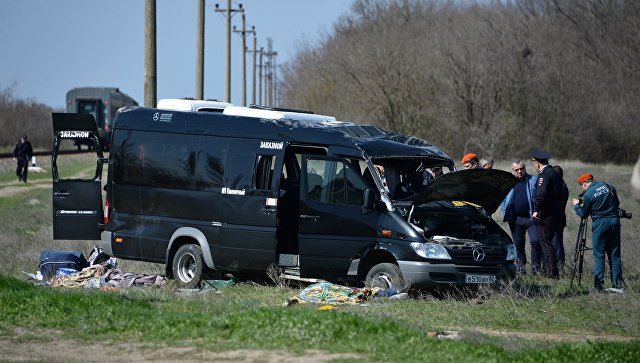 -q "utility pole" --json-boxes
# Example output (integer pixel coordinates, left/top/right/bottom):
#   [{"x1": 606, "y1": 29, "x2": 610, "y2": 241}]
[
  {"x1": 264, "y1": 38, "x2": 278, "y2": 108},
  {"x1": 195, "y1": 0, "x2": 205, "y2": 100},
  {"x1": 245, "y1": 30, "x2": 258, "y2": 105},
  {"x1": 233, "y1": 17, "x2": 254, "y2": 106},
  {"x1": 258, "y1": 47, "x2": 263, "y2": 106},
  {"x1": 215, "y1": 1, "x2": 243, "y2": 103},
  {"x1": 251, "y1": 33, "x2": 257, "y2": 105},
  {"x1": 272, "y1": 53, "x2": 278, "y2": 107},
  {"x1": 144, "y1": 0, "x2": 157, "y2": 107}
]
